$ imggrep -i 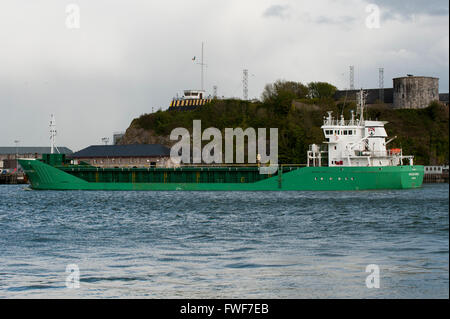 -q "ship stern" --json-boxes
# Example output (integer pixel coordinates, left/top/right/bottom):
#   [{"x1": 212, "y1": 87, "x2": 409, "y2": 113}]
[{"x1": 400, "y1": 165, "x2": 424, "y2": 189}]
